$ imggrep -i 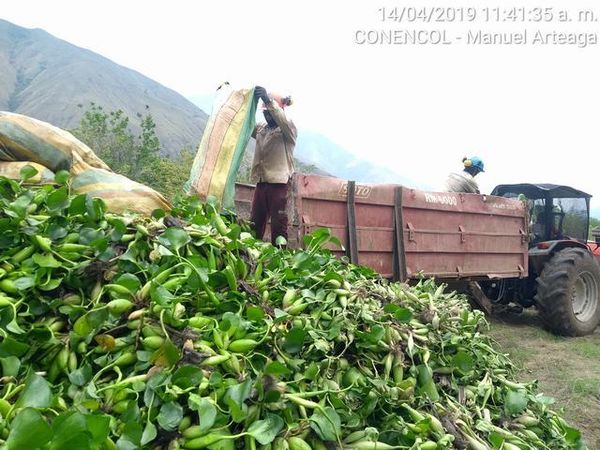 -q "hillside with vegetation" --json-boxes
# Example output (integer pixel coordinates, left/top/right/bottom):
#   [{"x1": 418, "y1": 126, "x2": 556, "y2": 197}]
[{"x1": 0, "y1": 18, "x2": 206, "y2": 157}]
